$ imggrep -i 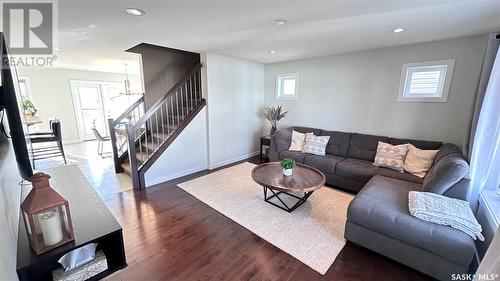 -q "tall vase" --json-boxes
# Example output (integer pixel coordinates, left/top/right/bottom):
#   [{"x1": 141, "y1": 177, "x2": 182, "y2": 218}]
[{"x1": 270, "y1": 125, "x2": 276, "y2": 135}]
